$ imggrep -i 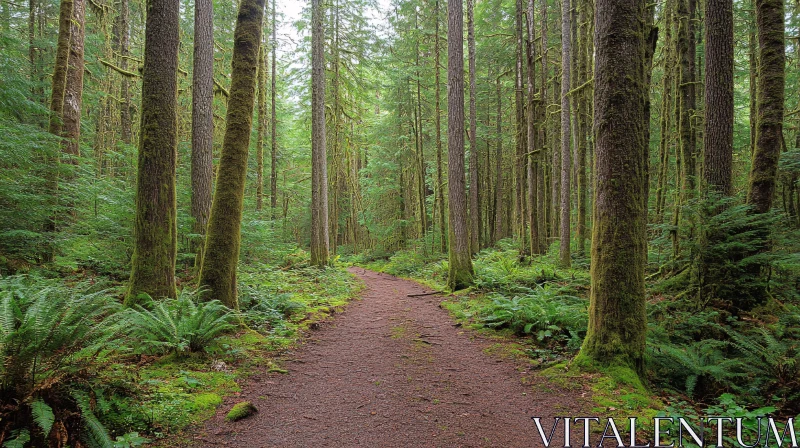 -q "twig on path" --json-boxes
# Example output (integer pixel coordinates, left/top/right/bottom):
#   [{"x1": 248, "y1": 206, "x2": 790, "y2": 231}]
[
  {"x1": 413, "y1": 338, "x2": 441, "y2": 346},
  {"x1": 407, "y1": 291, "x2": 442, "y2": 298}
]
